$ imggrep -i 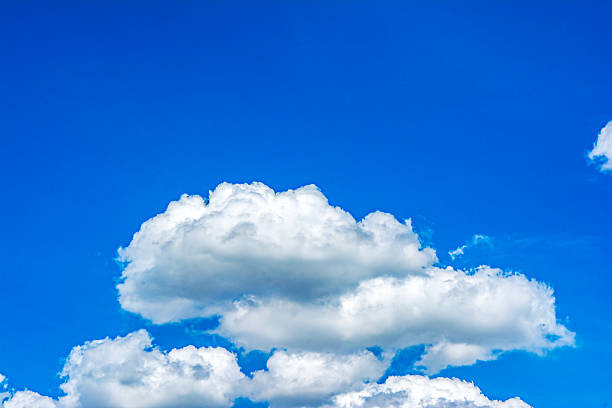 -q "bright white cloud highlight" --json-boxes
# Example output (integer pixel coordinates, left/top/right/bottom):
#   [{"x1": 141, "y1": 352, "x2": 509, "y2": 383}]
[
  {"x1": 588, "y1": 121, "x2": 612, "y2": 171},
  {"x1": 249, "y1": 350, "x2": 386, "y2": 407},
  {"x1": 326, "y1": 375, "x2": 531, "y2": 408},
  {"x1": 118, "y1": 182, "x2": 436, "y2": 323}
]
